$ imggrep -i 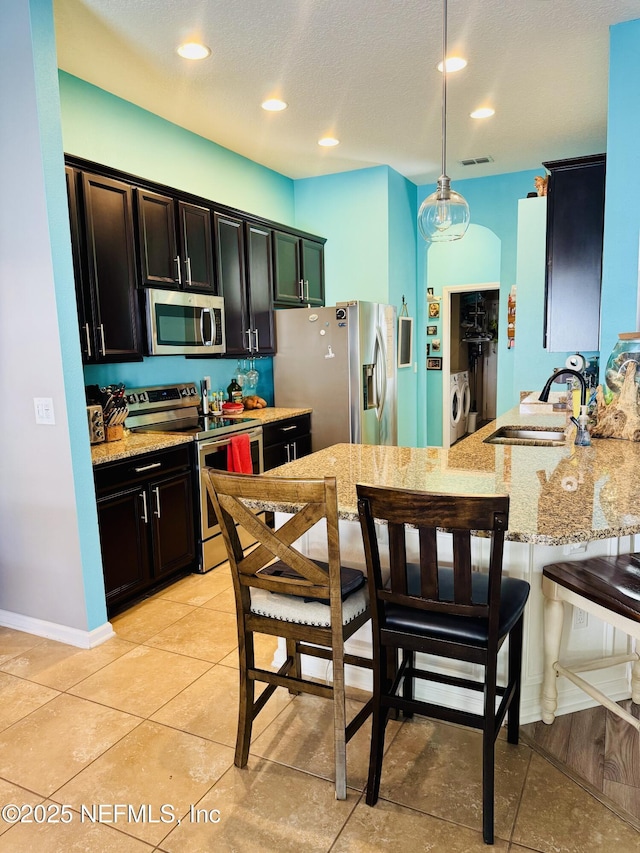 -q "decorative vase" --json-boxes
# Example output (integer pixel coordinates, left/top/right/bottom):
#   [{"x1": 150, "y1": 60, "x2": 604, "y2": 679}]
[{"x1": 604, "y1": 332, "x2": 640, "y2": 395}]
